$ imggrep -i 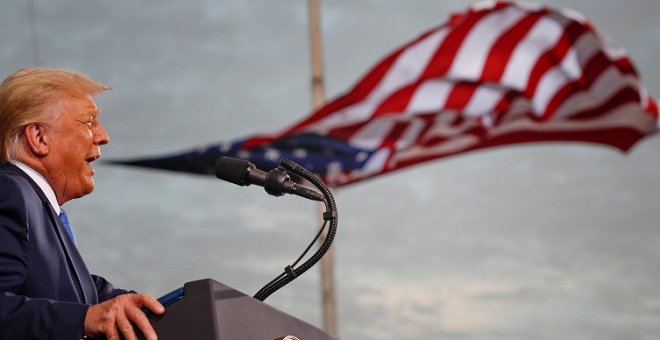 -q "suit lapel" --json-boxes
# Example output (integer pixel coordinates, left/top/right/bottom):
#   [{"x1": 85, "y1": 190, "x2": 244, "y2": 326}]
[
  {"x1": 47, "y1": 204, "x2": 98, "y2": 304},
  {"x1": 2, "y1": 164, "x2": 98, "y2": 304}
]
